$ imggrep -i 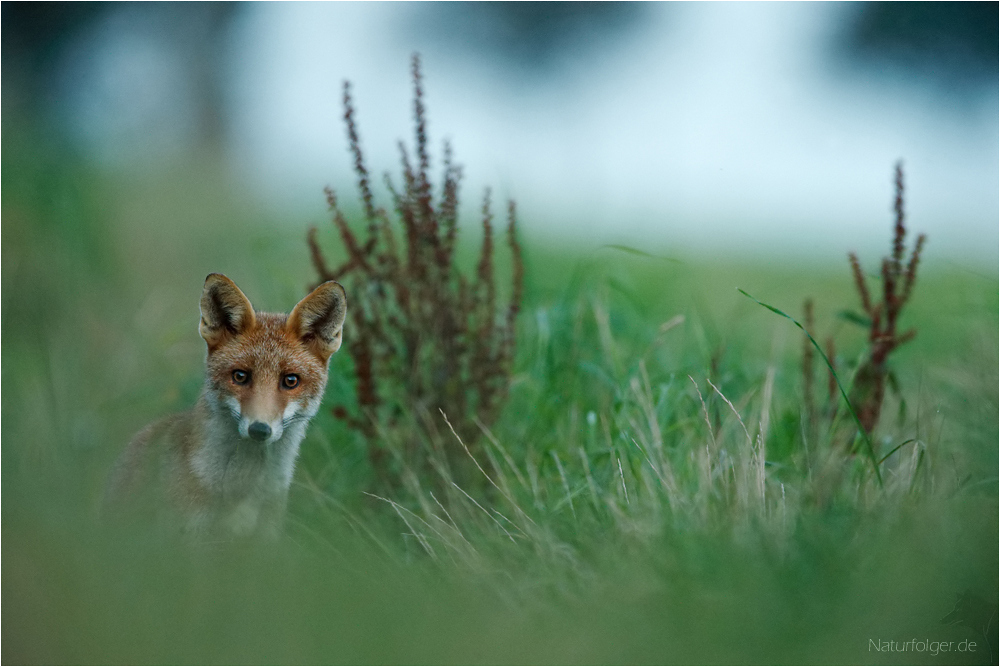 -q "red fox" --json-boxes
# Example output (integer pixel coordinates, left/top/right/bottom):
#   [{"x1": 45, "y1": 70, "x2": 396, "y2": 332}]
[{"x1": 106, "y1": 273, "x2": 347, "y2": 539}]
